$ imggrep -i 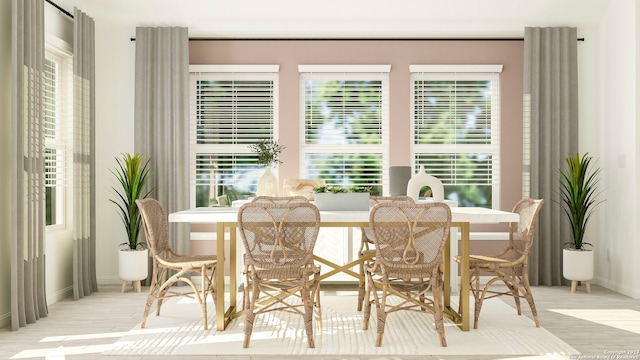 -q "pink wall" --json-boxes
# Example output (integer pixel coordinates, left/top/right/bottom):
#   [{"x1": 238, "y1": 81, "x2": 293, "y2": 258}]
[{"x1": 190, "y1": 40, "x2": 524, "y2": 214}]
